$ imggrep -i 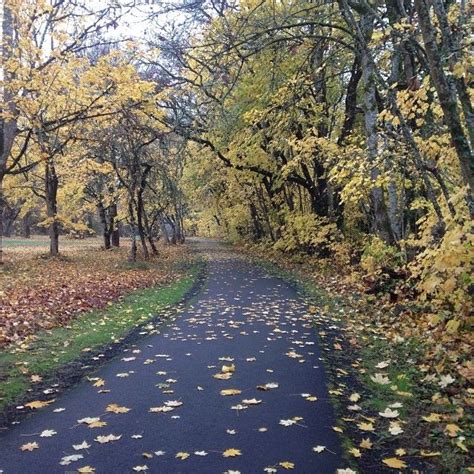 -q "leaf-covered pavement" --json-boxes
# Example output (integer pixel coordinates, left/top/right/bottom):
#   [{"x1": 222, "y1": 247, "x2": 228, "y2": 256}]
[{"x1": 0, "y1": 240, "x2": 345, "y2": 473}]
